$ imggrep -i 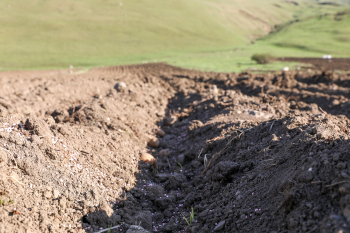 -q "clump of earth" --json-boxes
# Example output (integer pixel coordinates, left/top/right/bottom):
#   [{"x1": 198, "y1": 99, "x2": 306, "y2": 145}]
[{"x1": 0, "y1": 62, "x2": 350, "y2": 232}]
